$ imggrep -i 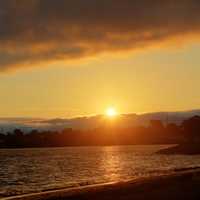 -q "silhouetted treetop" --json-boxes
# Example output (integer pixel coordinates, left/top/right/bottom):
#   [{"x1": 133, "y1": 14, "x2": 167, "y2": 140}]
[{"x1": 182, "y1": 115, "x2": 200, "y2": 143}]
